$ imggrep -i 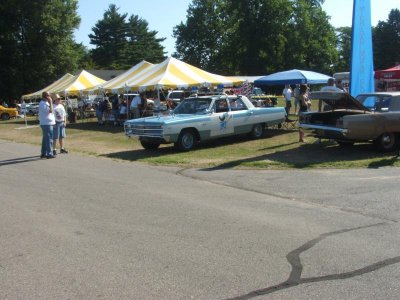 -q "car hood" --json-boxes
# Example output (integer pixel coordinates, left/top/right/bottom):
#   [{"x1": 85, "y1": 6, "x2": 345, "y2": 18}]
[
  {"x1": 125, "y1": 113, "x2": 209, "y2": 126},
  {"x1": 310, "y1": 91, "x2": 370, "y2": 111}
]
